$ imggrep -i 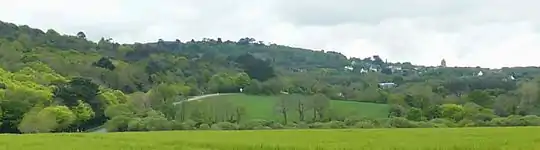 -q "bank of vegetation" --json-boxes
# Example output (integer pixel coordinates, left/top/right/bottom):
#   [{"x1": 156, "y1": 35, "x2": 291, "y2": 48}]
[{"x1": 0, "y1": 20, "x2": 540, "y2": 134}]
